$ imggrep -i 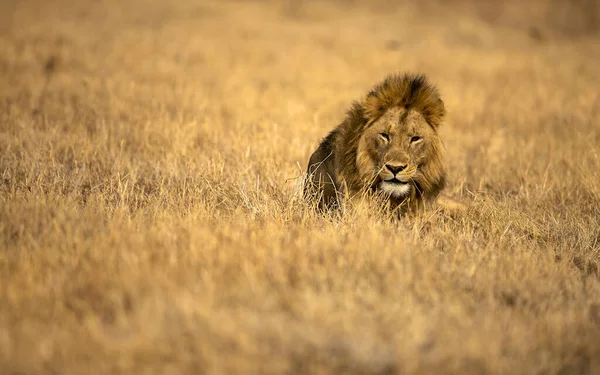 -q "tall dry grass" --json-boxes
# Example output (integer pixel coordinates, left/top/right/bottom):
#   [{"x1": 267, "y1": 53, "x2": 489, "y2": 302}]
[{"x1": 1, "y1": 0, "x2": 599, "y2": 374}]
